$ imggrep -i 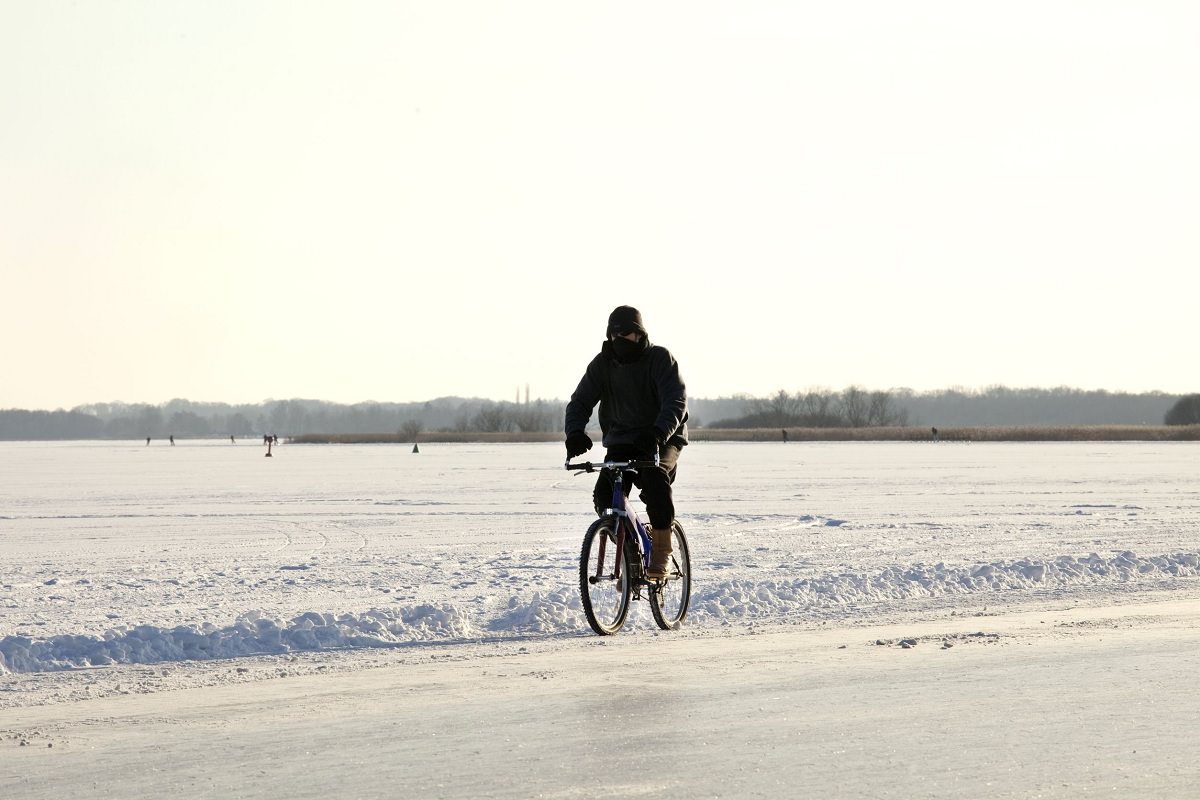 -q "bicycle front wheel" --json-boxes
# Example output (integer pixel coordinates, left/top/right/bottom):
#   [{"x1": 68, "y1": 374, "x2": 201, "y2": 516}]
[
  {"x1": 579, "y1": 517, "x2": 634, "y2": 635},
  {"x1": 650, "y1": 520, "x2": 691, "y2": 630}
]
